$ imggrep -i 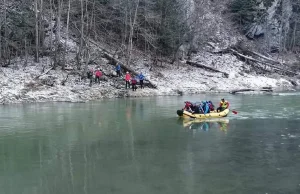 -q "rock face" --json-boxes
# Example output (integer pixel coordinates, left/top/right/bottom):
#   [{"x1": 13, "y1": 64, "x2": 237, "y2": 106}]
[
  {"x1": 184, "y1": 0, "x2": 241, "y2": 53},
  {"x1": 265, "y1": 0, "x2": 292, "y2": 52},
  {"x1": 246, "y1": 23, "x2": 265, "y2": 39},
  {"x1": 245, "y1": 0, "x2": 293, "y2": 52}
]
